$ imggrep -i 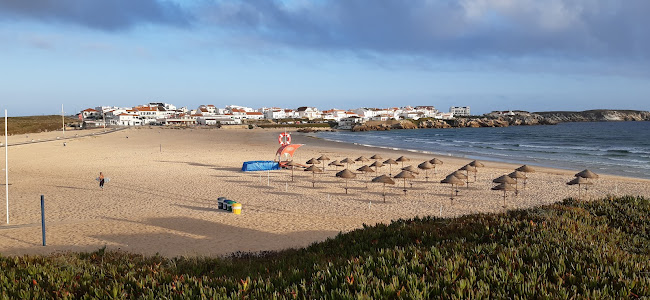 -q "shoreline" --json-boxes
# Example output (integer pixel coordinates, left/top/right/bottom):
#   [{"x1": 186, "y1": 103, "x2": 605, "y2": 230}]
[
  {"x1": 294, "y1": 131, "x2": 650, "y2": 183},
  {"x1": 0, "y1": 127, "x2": 648, "y2": 258}
]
